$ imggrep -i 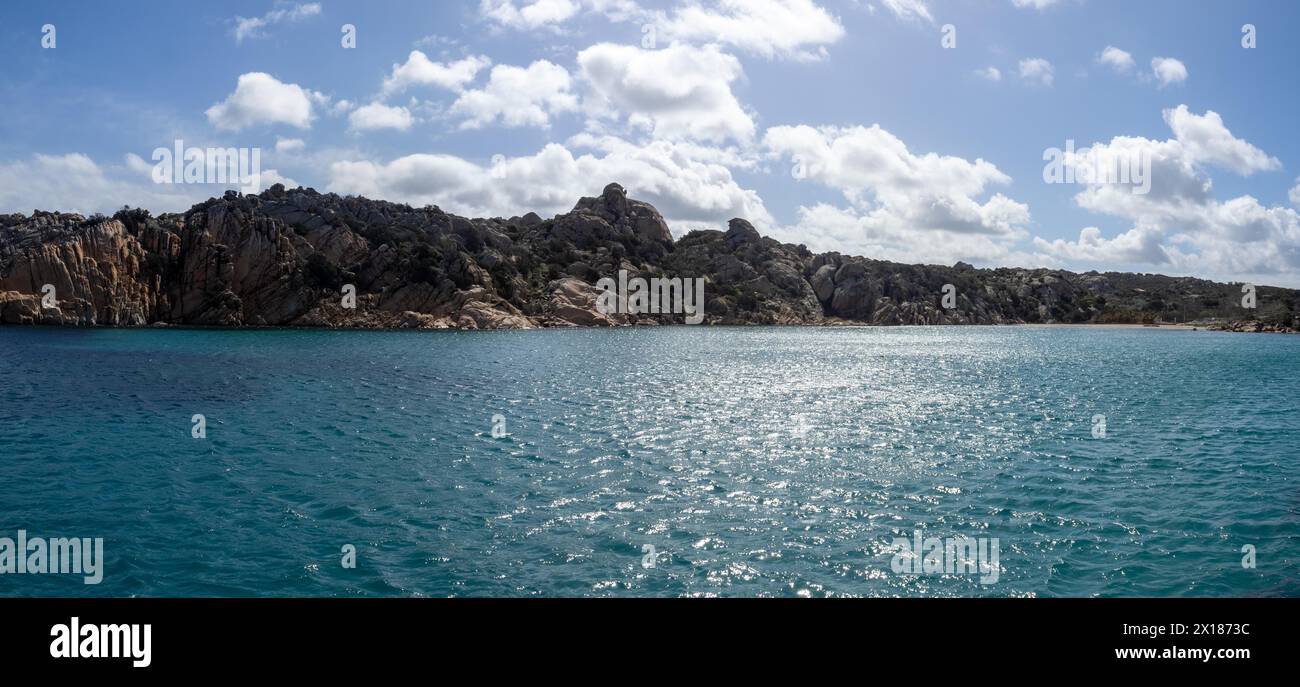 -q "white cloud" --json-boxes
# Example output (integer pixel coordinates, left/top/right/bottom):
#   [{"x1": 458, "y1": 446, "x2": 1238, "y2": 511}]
[
  {"x1": 1033, "y1": 225, "x2": 1171, "y2": 265},
  {"x1": 232, "y1": 3, "x2": 321, "y2": 43},
  {"x1": 257, "y1": 169, "x2": 301, "y2": 190},
  {"x1": 974, "y1": 66, "x2": 1002, "y2": 81},
  {"x1": 275, "y1": 137, "x2": 306, "y2": 153},
  {"x1": 774, "y1": 202, "x2": 1039, "y2": 266},
  {"x1": 381, "y1": 52, "x2": 491, "y2": 96},
  {"x1": 479, "y1": 0, "x2": 581, "y2": 29},
  {"x1": 880, "y1": 0, "x2": 934, "y2": 24},
  {"x1": 1012, "y1": 0, "x2": 1062, "y2": 8},
  {"x1": 1096, "y1": 46, "x2": 1135, "y2": 73},
  {"x1": 123, "y1": 152, "x2": 153, "y2": 177},
  {"x1": 349, "y1": 102, "x2": 415, "y2": 132},
  {"x1": 763, "y1": 123, "x2": 1031, "y2": 264},
  {"x1": 566, "y1": 133, "x2": 771, "y2": 230},
  {"x1": 0, "y1": 153, "x2": 228, "y2": 215},
  {"x1": 1163, "y1": 104, "x2": 1278, "y2": 175},
  {"x1": 578, "y1": 43, "x2": 754, "y2": 143},
  {"x1": 1018, "y1": 58, "x2": 1054, "y2": 86},
  {"x1": 1052, "y1": 107, "x2": 1277, "y2": 225},
  {"x1": 1035, "y1": 106, "x2": 1300, "y2": 282},
  {"x1": 1290, "y1": 178, "x2": 1300, "y2": 207},
  {"x1": 326, "y1": 137, "x2": 772, "y2": 233},
  {"x1": 206, "y1": 72, "x2": 321, "y2": 131},
  {"x1": 478, "y1": 0, "x2": 642, "y2": 30},
  {"x1": 1151, "y1": 56, "x2": 1188, "y2": 86},
  {"x1": 478, "y1": 0, "x2": 843, "y2": 61},
  {"x1": 1037, "y1": 202, "x2": 1300, "y2": 284},
  {"x1": 450, "y1": 60, "x2": 578, "y2": 129},
  {"x1": 656, "y1": 0, "x2": 845, "y2": 61}
]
